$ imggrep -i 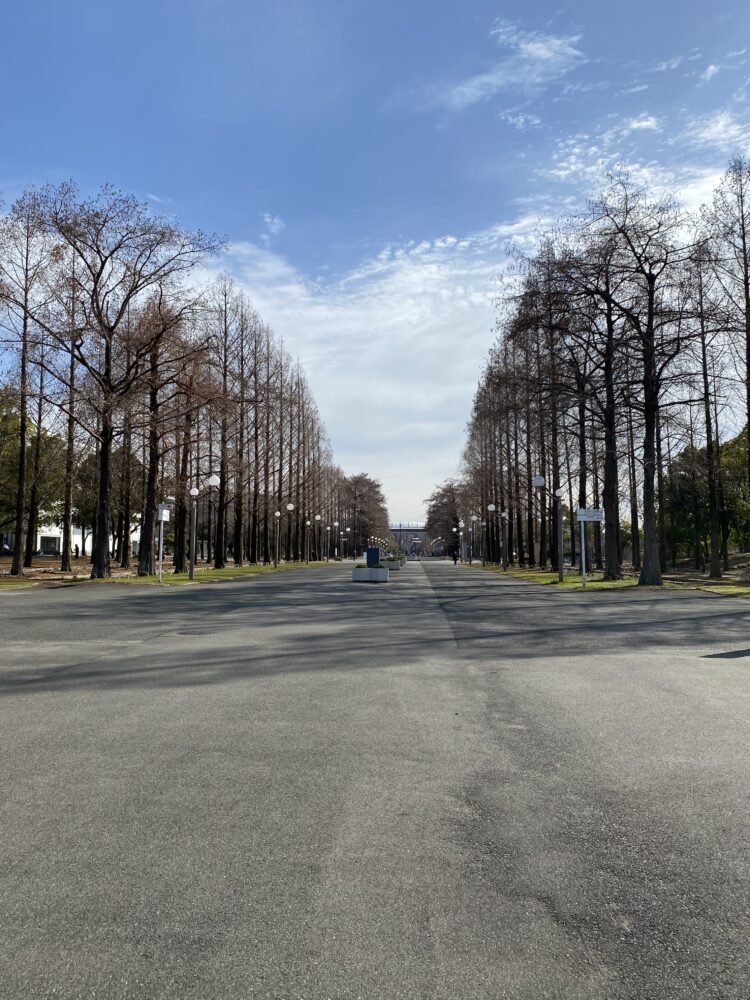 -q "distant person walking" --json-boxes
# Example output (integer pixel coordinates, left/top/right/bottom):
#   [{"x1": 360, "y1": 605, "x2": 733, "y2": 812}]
[
  {"x1": 452, "y1": 551, "x2": 458, "y2": 565},
  {"x1": 74, "y1": 544, "x2": 79, "y2": 559}
]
